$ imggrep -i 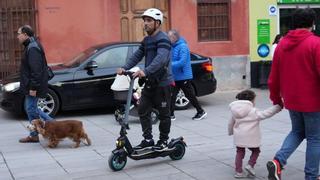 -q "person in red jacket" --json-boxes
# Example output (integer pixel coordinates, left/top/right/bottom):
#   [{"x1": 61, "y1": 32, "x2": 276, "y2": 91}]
[{"x1": 266, "y1": 8, "x2": 320, "y2": 180}]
